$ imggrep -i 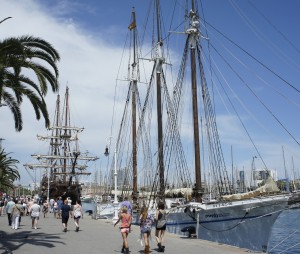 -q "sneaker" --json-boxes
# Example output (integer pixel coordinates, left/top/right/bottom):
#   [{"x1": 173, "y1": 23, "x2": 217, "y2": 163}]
[
  {"x1": 63, "y1": 228, "x2": 67, "y2": 232},
  {"x1": 34, "y1": 227, "x2": 37, "y2": 230}
]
